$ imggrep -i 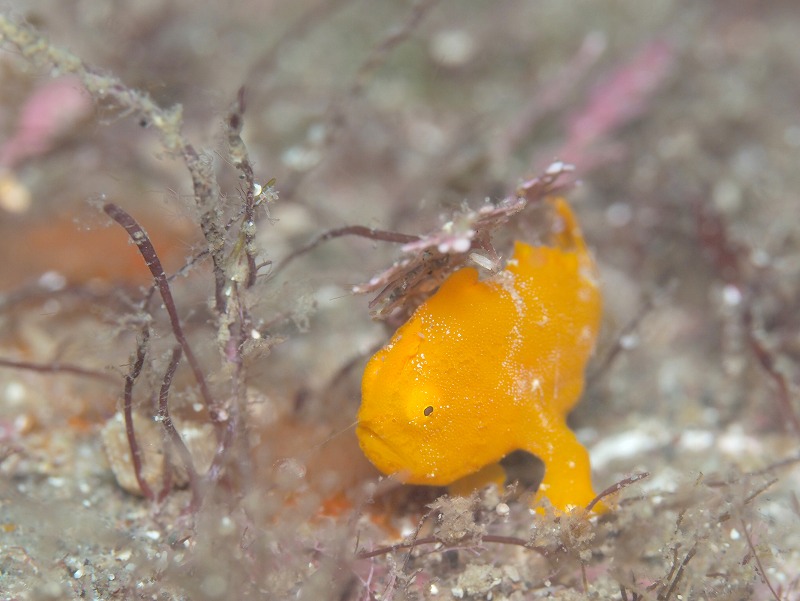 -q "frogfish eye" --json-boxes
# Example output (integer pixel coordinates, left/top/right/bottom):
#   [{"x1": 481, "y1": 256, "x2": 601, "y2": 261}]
[{"x1": 423, "y1": 406, "x2": 434, "y2": 416}]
